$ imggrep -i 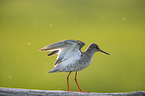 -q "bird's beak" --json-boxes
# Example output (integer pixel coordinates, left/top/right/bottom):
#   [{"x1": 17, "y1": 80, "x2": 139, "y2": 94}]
[{"x1": 100, "y1": 50, "x2": 110, "y2": 55}]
